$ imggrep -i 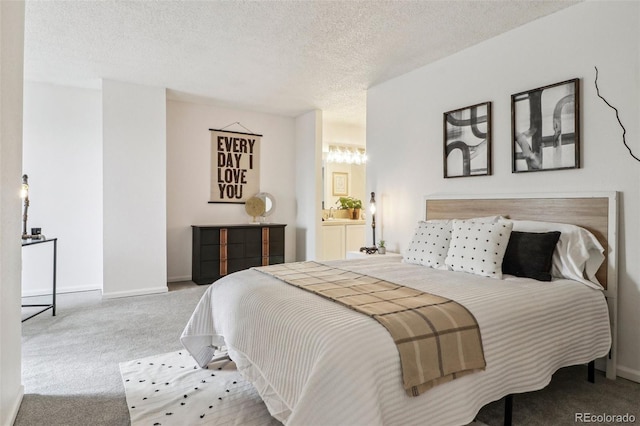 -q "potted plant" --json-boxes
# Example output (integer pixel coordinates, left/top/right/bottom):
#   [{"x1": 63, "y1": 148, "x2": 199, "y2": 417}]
[
  {"x1": 336, "y1": 196, "x2": 355, "y2": 218},
  {"x1": 378, "y1": 240, "x2": 386, "y2": 254},
  {"x1": 352, "y1": 198, "x2": 362, "y2": 219}
]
